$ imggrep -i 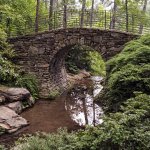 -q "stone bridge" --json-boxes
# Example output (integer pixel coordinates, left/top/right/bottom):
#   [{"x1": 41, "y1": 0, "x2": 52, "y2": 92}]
[{"x1": 9, "y1": 28, "x2": 138, "y2": 97}]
